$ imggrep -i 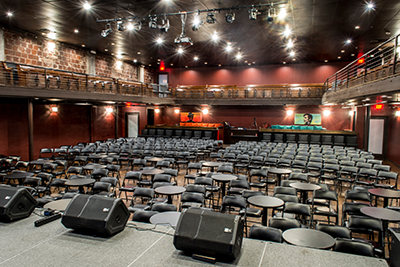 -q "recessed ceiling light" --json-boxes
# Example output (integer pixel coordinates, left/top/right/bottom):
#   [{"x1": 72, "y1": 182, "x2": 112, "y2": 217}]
[
  {"x1": 248, "y1": 63, "x2": 251, "y2": 65},
  {"x1": 194, "y1": 56, "x2": 199, "y2": 61},
  {"x1": 289, "y1": 51, "x2": 295, "y2": 57},
  {"x1": 346, "y1": 39, "x2": 352, "y2": 44},
  {"x1": 292, "y1": 58, "x2": 296, "y2": 61},
  {"x1": 367, "y1": 2, "x2": 374, "y2": 9},
  {"x1": 83, "y1": 2, "x2": 91, "y2": 10},
  {"x1": 170, "y1": 63, "x2": 173, "y2": 66},
  {"x1": 111, "y1": 43, "x2": 115, "y2": 46},
  {"x1": 74, "y1": 29, "x2": 79, "y2": 33},
  {"x1": 212, "y1": 32, "x2": 219, "y2": 42},
  {"x1": 149, "y1": 64, "x2": 152, "y2": 66},
  {"x1": 82, "y1": 44, "x2": 85, "y2": 47},
  {"x1": 133, "y1": 59, "x2": 137, "y2": 63},
  {"x1": 218, "y1": 64, "x2": 221, "y2": 67},
  {"x1": 287, "y1": 39, "x2": 294, "y2": 48},
  {"x1": 157, "y1": 59, "x2": 161, "y2": 61},
  {"x1": 104, "y1": 49, "x2": 108, "y2": 52},
  {"x1": 177, "y1": 48, "x2": 184, "y2": 54},
  {"x1": 253, "y1": 62, "x2": 255, "y2": 64},
  {"x1": 137, "y1": 52, "x2": 141, "y2": 54},
  {"x1": 204, "y1": 62, "x2": 208, "y2": 64},
  {"x1": 245, "y1": 60, "x2": 248, "y2": 63},
  {"x1": 156, "y1": 37, "x2": 163, "y2": 44},
  {"x1": 235, "y1": 53, "x2": 242, "y2": 59},
  {"x1": 338, "y1": 56, "x2": 341, "y2": 59},
  {"x1": 278, "y1": 8, "x2": 287, "y2": 20},
  {"x1": 185, "y1": 66, "x2": 188, "y2": 68},
  {"x1": 283, "y1": 61, "x2": 286, "y2": 64},
  {"x1": 226, "y1": 44, "x2": 232, "y2": 52},
  {"x1": 7, "y1": 12, "x2": 13, "y2": 17},
  {"x1": 355, "y1": 26, "x2": 360, "y2": 29},
  {"x1": 351, "y1": 54, "x2": 355, "y2": 56},
  {"x1": 324, "y1": 60, "x2": 328, "y2": 62},
  {"x1": 283, "y1": 26, "x2": 291, "y2": 38},
  {"x1": 341, "y1": 50, "x2": 345, "y2": 53}
]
